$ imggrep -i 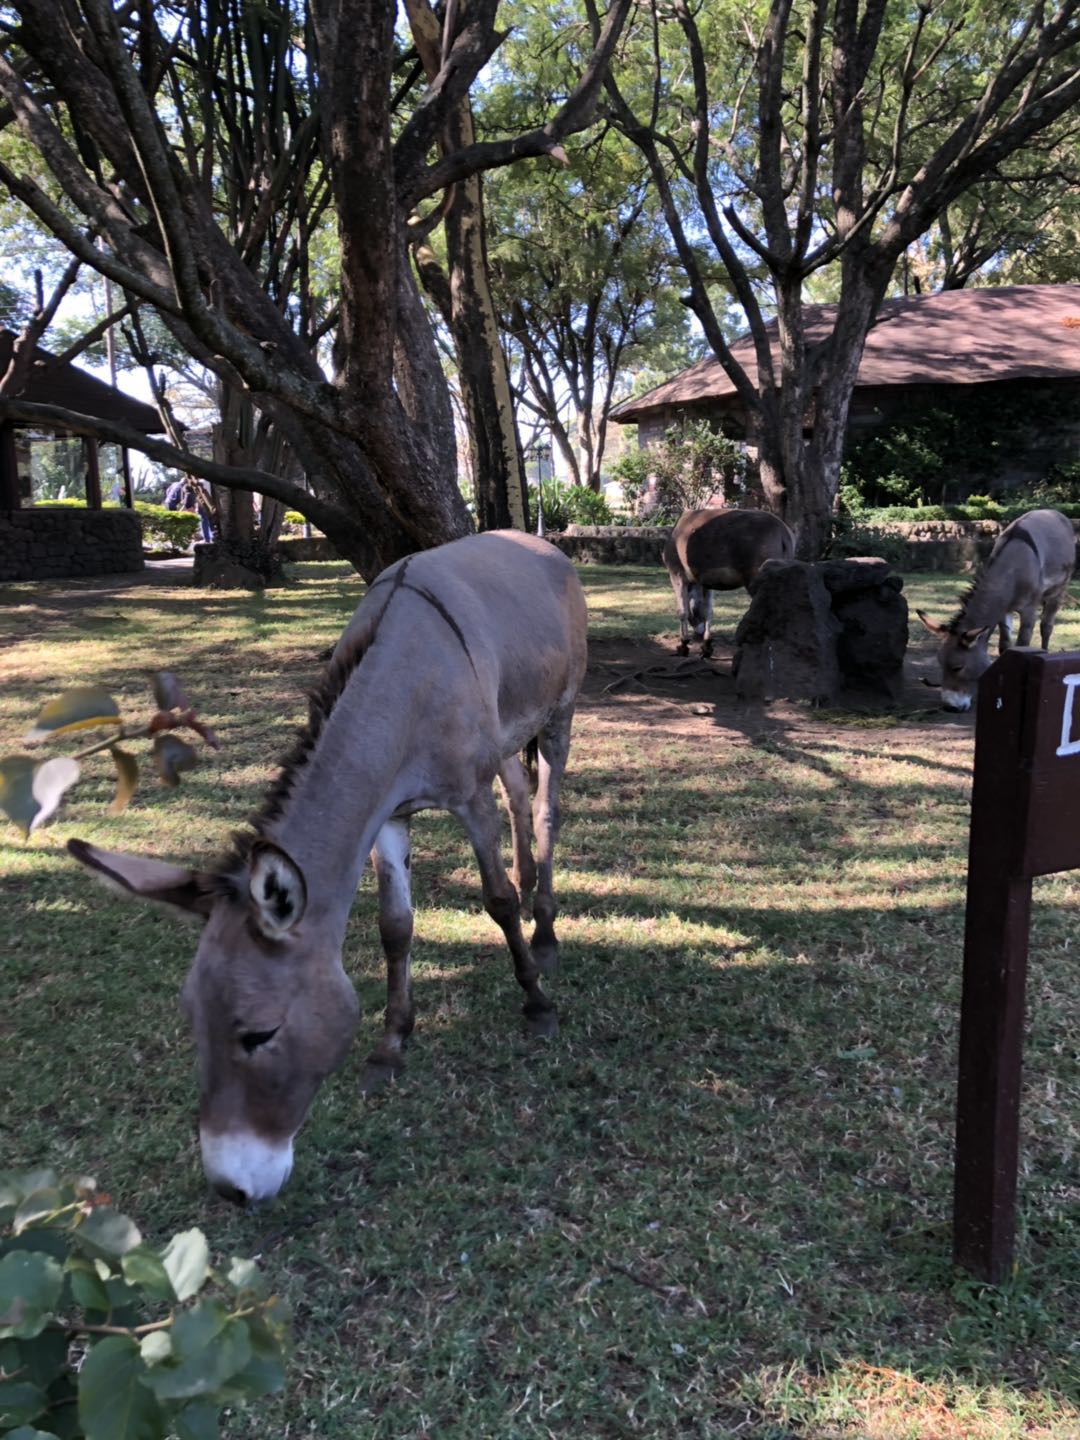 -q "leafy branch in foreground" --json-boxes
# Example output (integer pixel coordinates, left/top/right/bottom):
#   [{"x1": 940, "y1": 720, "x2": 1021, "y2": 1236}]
[
  {"x1": 0, "y1": 673, "x2": 219, "y2": 837},
  {"x1": 0, "y1": 1169, "x2": 290, "y2": 1440}
]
